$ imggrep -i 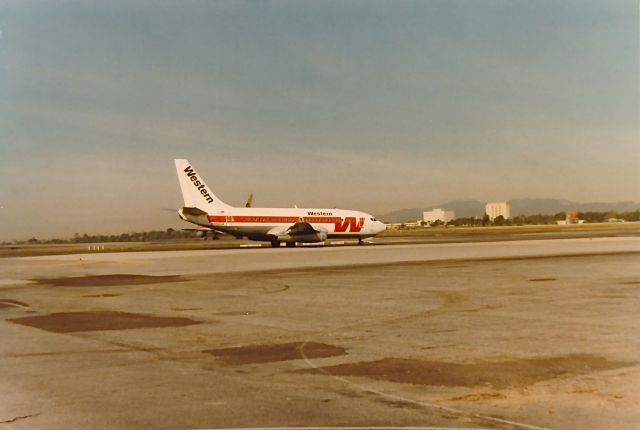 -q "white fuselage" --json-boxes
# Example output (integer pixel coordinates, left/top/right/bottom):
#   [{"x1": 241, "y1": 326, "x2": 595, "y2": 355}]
[{"x1": 181, "y1": 206, "x2": 386, "y2": 241}]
